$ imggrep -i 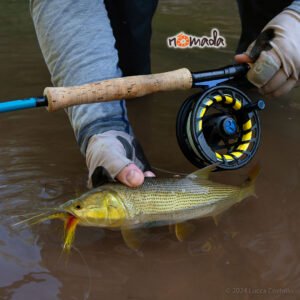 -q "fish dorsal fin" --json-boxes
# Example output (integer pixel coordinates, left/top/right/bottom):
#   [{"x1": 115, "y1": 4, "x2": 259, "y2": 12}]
[{"x1": 187, "y1": 164, "x2": 218, "y2": 180}]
